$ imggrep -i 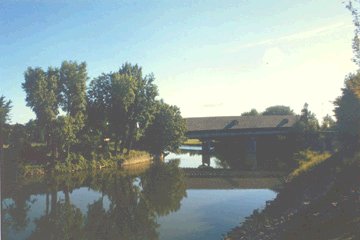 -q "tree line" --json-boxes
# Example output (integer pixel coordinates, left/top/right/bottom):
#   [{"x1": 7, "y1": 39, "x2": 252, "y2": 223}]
[{"x1": 0, "y1": 62, "x2": 186, "y2": 163}]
